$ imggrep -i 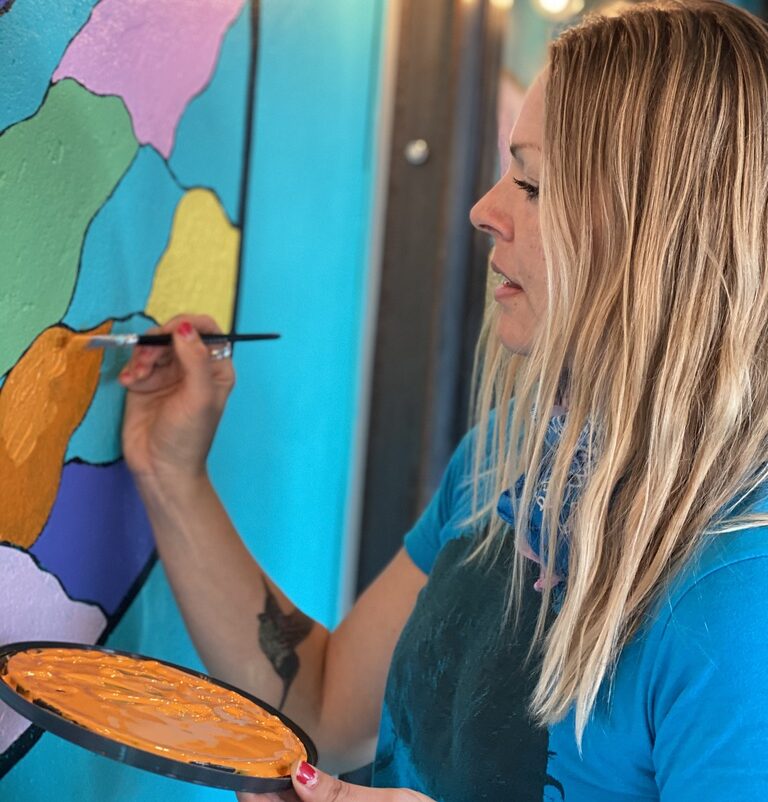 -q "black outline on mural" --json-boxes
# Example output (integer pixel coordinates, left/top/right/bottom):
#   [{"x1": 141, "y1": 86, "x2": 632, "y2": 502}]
[
  {"x1": 51, "y1": 3, "x2": 249, "y2": 172},
  {"x1": 0, "y1": 0, "x2": 259, "y2": 778},
  {"x1": 231, "y1": 0, "x2": 260, "y2": 341},
  {"x1": 0, "y1": 80, "x2": 138, "y2": 382},
  {"x1": 164, "y1": 2, "x2": 251, "y2": 227},
  {"x1": 57, "y1": 138, "x2": 196, "y2": 327},
  {"x1": 63, "y1": 312, "x2": 158, "y2": 469},
  {"x1": 0, "y1": 312, "x2": 156, "y2": 540},
  {"x1": 0, "y1": 541, "x2": 109, "y2": 619},
  {"x1": 59, "y1": 146, "x2": 145, "y2": 325},
  {"x1": 0, "y1": 1, "x2": 96, "y2": 139},
  {"x1": 0, "y1": 548, "x2": 158, "y2": 781}
]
